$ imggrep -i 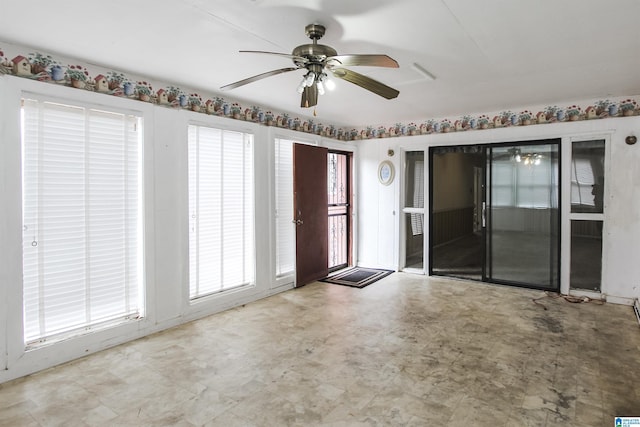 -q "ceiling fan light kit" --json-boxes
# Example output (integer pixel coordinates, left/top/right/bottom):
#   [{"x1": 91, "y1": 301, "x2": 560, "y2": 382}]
[{"x1": 221, "y1": 23, "x2": 400, "y2": 109}]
